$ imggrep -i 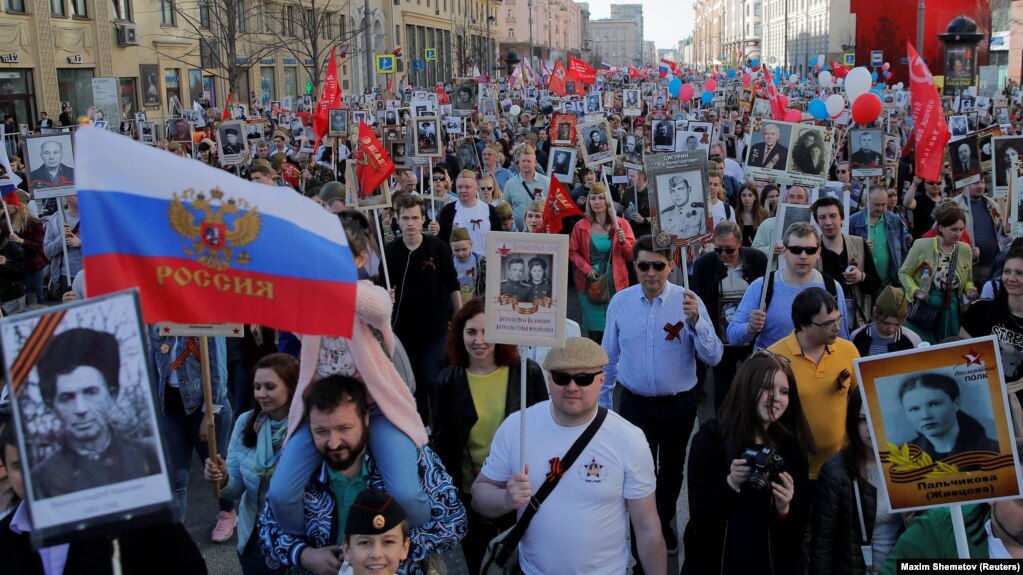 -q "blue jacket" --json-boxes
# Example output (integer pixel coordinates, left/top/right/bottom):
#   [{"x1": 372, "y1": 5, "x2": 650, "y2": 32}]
[
  {"x1": 221, "y1": 411, "x2": 281, "y2": 555},
  {"x1": 259, "y1": 446, "x2": 466, "y2": 575},
  {"x1": 847, "y1": 210, "x2": 910, "y2": 286},
  {"x1": 150, "y1": 329, "x2": 228, "y2": 414}
]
